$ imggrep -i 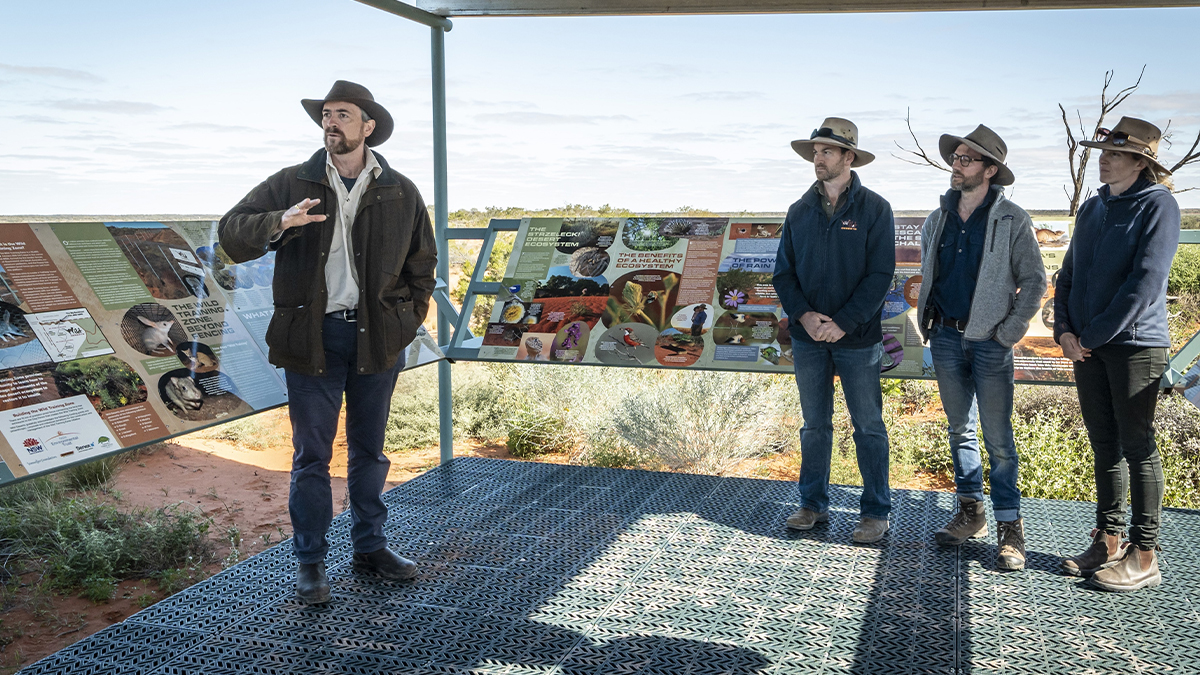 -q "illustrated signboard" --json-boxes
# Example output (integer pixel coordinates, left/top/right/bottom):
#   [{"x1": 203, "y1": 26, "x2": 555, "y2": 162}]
[
  {"x1": 0, "y1": 221, "x2": 443, "y2": 487},
  {"x1": 475, "y1": 216, "x2": 1077, "y2": 383}
]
